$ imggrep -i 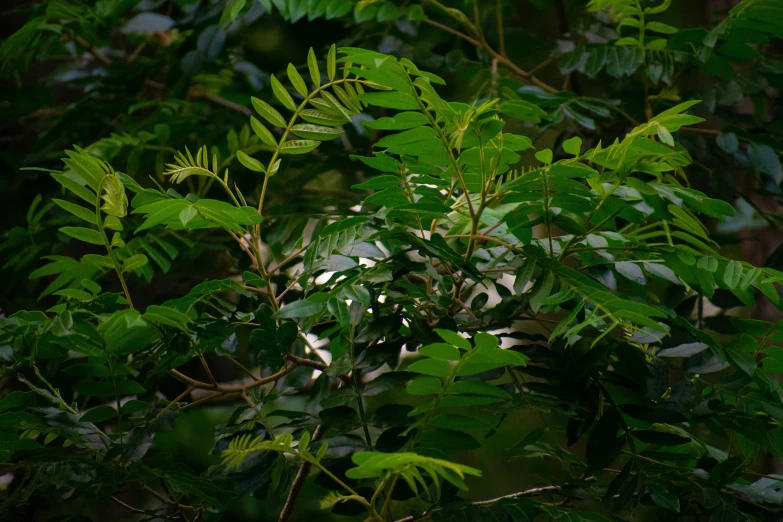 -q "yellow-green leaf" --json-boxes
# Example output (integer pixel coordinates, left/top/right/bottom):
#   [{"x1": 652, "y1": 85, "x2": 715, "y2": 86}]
[
  {"x1": 237, "y1": 151, "x2": 266, "y2": 172},
  {"x1": 281, "y1": 140, "x2": 319, "y2": 155},
  {"x1": 307, "y1": 47, "x2": 320, "y2": 87},
  {"x1": 251, "y1": 96, "x2": 287, "y2": 128},
  {"x1": 60, "y1": 226, "x2": 104, "y2": 245},
  {"x1": 327, "y1": 44, "x2": 336, "y2": 82},
  {"x1": 250, "y1": 116, "x2": 277, "y2": 147},
  {"x1": 122, "y1": 254, "x2": 148, "y2": 273},
  {"x1": 53, "y1": 199, "x2": 97, "y2": 225},
  {"x1": 270, "y1": 74, "x2": 296, "y2": 111},
  {"x1": 287, "y1": 63, "x2": 308, "y2": 97},
  {"x1": 291, "y1": 124, "x2": 343, "y2": 141}
]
